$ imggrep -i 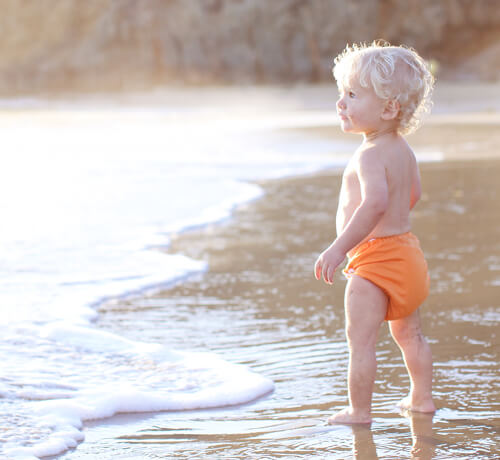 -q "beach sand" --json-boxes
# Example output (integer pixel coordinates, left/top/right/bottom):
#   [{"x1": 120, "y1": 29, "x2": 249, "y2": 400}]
[{"x1": 54, "y1": 86, "x2": 500, "y2": 459}]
